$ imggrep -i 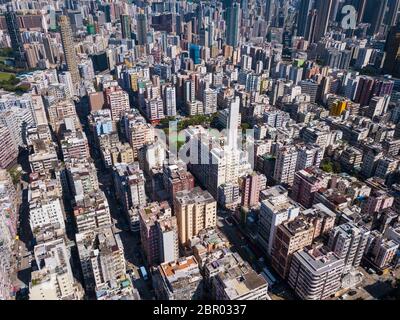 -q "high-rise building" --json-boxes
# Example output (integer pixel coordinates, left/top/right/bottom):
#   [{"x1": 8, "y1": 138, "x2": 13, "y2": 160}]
[
  {"x1": 202, "y1": 88, "x2": 217, "y2": 115},
  {"x1": 271, "y1": 216, "x2": 315, "y2": 279},
  {"x1": 302, "y1": 203, "x2": 336, "y2": 239},
  {"x1": 163, "y1": 161, "x2": 195, "y2": 201},
  {"x1": 360, "y1": 145, "x2": 383, "y2": 178},
  {"x1": 0, "y1": 125, "x2": 18, "y2": 169},
  {"x1": 300, "y1": 80, "x2": 319, "y2": 103},
  {"x1": 226, "y1": 2, "x2": 241, "y2": 48},
  {"x1": 5, "y1": 4, "x2": 27, "y2": 69},
  {"x1": 296, "y1": 144, "x2": 324, "y2": 171},
  {"x1": 297, "y1": 0, "x2": 314, "y2": 37},
  {"x1": 189, "y1": 44, "x2": 201, "y2": 65},
  {"x1": 122, "y1": 112, "x2": 155, "y2": 159},
  {"x1": 366, "y1": 232, "x2": 399, "y2": 269},
  {"x1": 174, "y1": 187, "x2": 217, "y2": 245},
  {"x1": 313, "y1": 0, "x2": 333, "y2": 42},
  {"x1": 76, "y1": 228, "x2": 133, "y2": 298},
  {"x1": 258, "y1": 186, "x2": 300, "y2": 256},
  {"x1": 264, "y1": 0, "x2": 274, "y2": 24},
  {"x1": 30, "y1": 238, "x2": 83, "y2": 300},
  {"x1": 29, "y1": 197, "x2": 65, "y2": 232},
  {"x1": 364, "y1": 0, "x2": 388, "y2": 35},
  {"x1": 136, "y1": 13, "x2": 148, "y2": 45},
  {"x1": 240, "y1": 173, "x2": 267, "y2": 208},
  {"x1": 291, "y1": 169, "x2": 329, "y2": 208},
  {"x1": 185, "y1": 98, "x2": 250, "y2": 199},
  {"x1": 273, "y1": 145, "x2": 298, "y2": 186},
  {"x1": 104, "y1": 86, "x2": 130, "y2": 121},
  {"x1": 354, "y1": 76, "x2": 375, "y2": 106},
  {"x1": 288, "y1": 246, "x2": 345, "y2": 300},
  {"x1": 73, "y1": 191, "x2": 112, "y2": 233},
  {"x1": 58, "y1": 71, "x2": 76, "y2": 98},
  {"x1": 59, "y1": 15, "x2": 80, "y2": 85},
  {"x1": 121, "y1": 14, "x2": 132, "y2": 39},
  {"x1": 383, "y1": 23, "x2": 400, "y2": 77},
  {"x1": 328, "y1": 223, "x2": 370, "y2": 274},
  {"x1": 139, "y1": 201, "x2": 179, "y2": 266},
  {"x1": 213, "y1": 260, "x2": 269, "y2": 300},
  {"x1": 163, "y1": 85, "x2": 177, "y2": 117},
  {"x1": 362, "y1": 189, "x2": 394, "y2": 215},
  {"x1": 385, "y1": 0, "x2": 400, "y2": 27},
  {"x1": 113, "y1": 163, "x2": 147, "y2": 215},
  {"x1": 227, "y1": 96, "x2": 240, "y2": 149},
  {"x1": 144, "y1": 97, "x2": 165, "y2": 123}
]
